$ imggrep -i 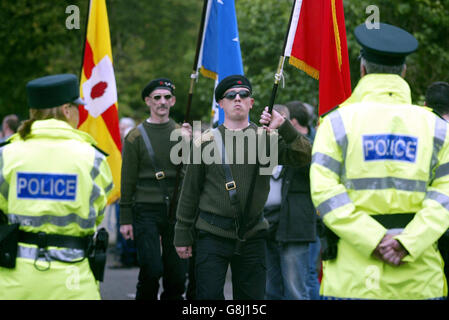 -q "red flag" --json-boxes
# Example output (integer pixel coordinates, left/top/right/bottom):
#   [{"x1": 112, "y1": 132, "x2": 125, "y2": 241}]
[{"x1": 284, "y1": 0, "x2": 351, "y2": 115}]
